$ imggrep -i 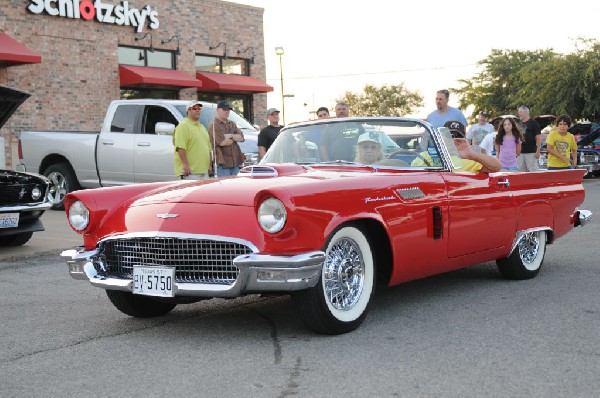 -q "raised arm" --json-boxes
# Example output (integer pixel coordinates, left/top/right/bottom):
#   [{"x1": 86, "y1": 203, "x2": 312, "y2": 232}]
[{"x1": 454, "y1": 137, "x2": 502, "y2": 173}]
